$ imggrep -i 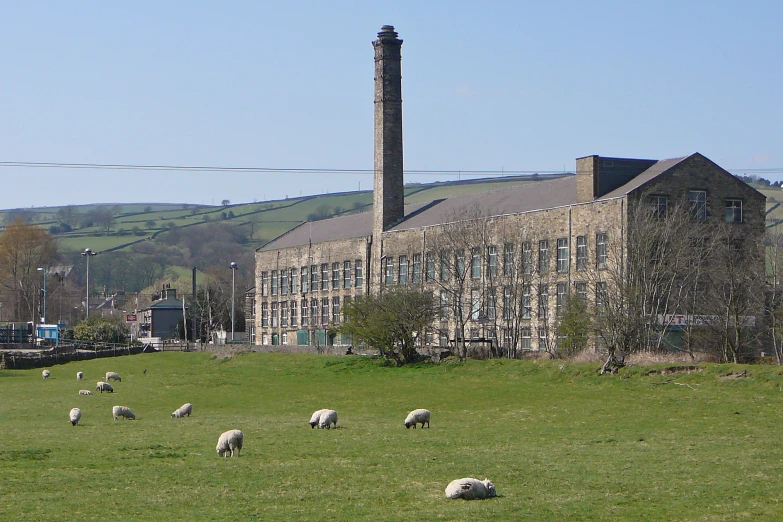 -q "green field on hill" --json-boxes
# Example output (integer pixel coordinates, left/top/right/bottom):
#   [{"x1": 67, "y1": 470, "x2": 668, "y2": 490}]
[{"x1": 1, "y1": 353, "x2": 782, "y2": 520}]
